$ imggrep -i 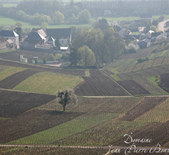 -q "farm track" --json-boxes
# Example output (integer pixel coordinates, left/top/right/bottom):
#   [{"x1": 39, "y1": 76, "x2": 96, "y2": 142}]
[
  {"x1": 0, "y1": 109, "x2": 84, "y2": 143},
  {"x1": 0, "y1": 145, "x2": 169, "y2": 155},
  {"x1": 0, "y1": 89, "x2": 56, "y2": 117},
  {"x1": 0, "y1": 58, "x2": 85, "y2": 76},
  {"x1": 0, "y1": 69, "x2": 40, "y2": 89},
  {"x1": 119, "y1": 96, "x2": 168, "y2": 121},
  {"x1": 75, "y1": 70, "x2": 130, "y2": 96}
]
